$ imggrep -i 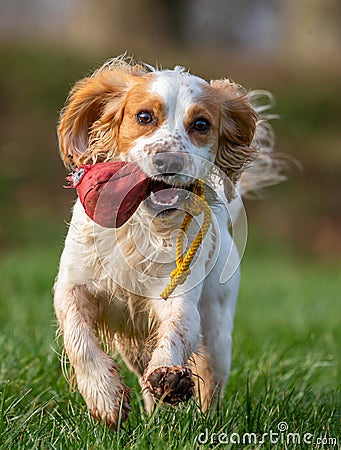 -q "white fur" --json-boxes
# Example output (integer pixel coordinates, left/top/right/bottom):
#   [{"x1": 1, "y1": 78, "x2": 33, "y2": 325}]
[
  {"x1": 127, "y1": 71, "x2": 216, "y2": 183},
  {"x1": 54, "y1": 60, "x2": 279, "y2": 426}
]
